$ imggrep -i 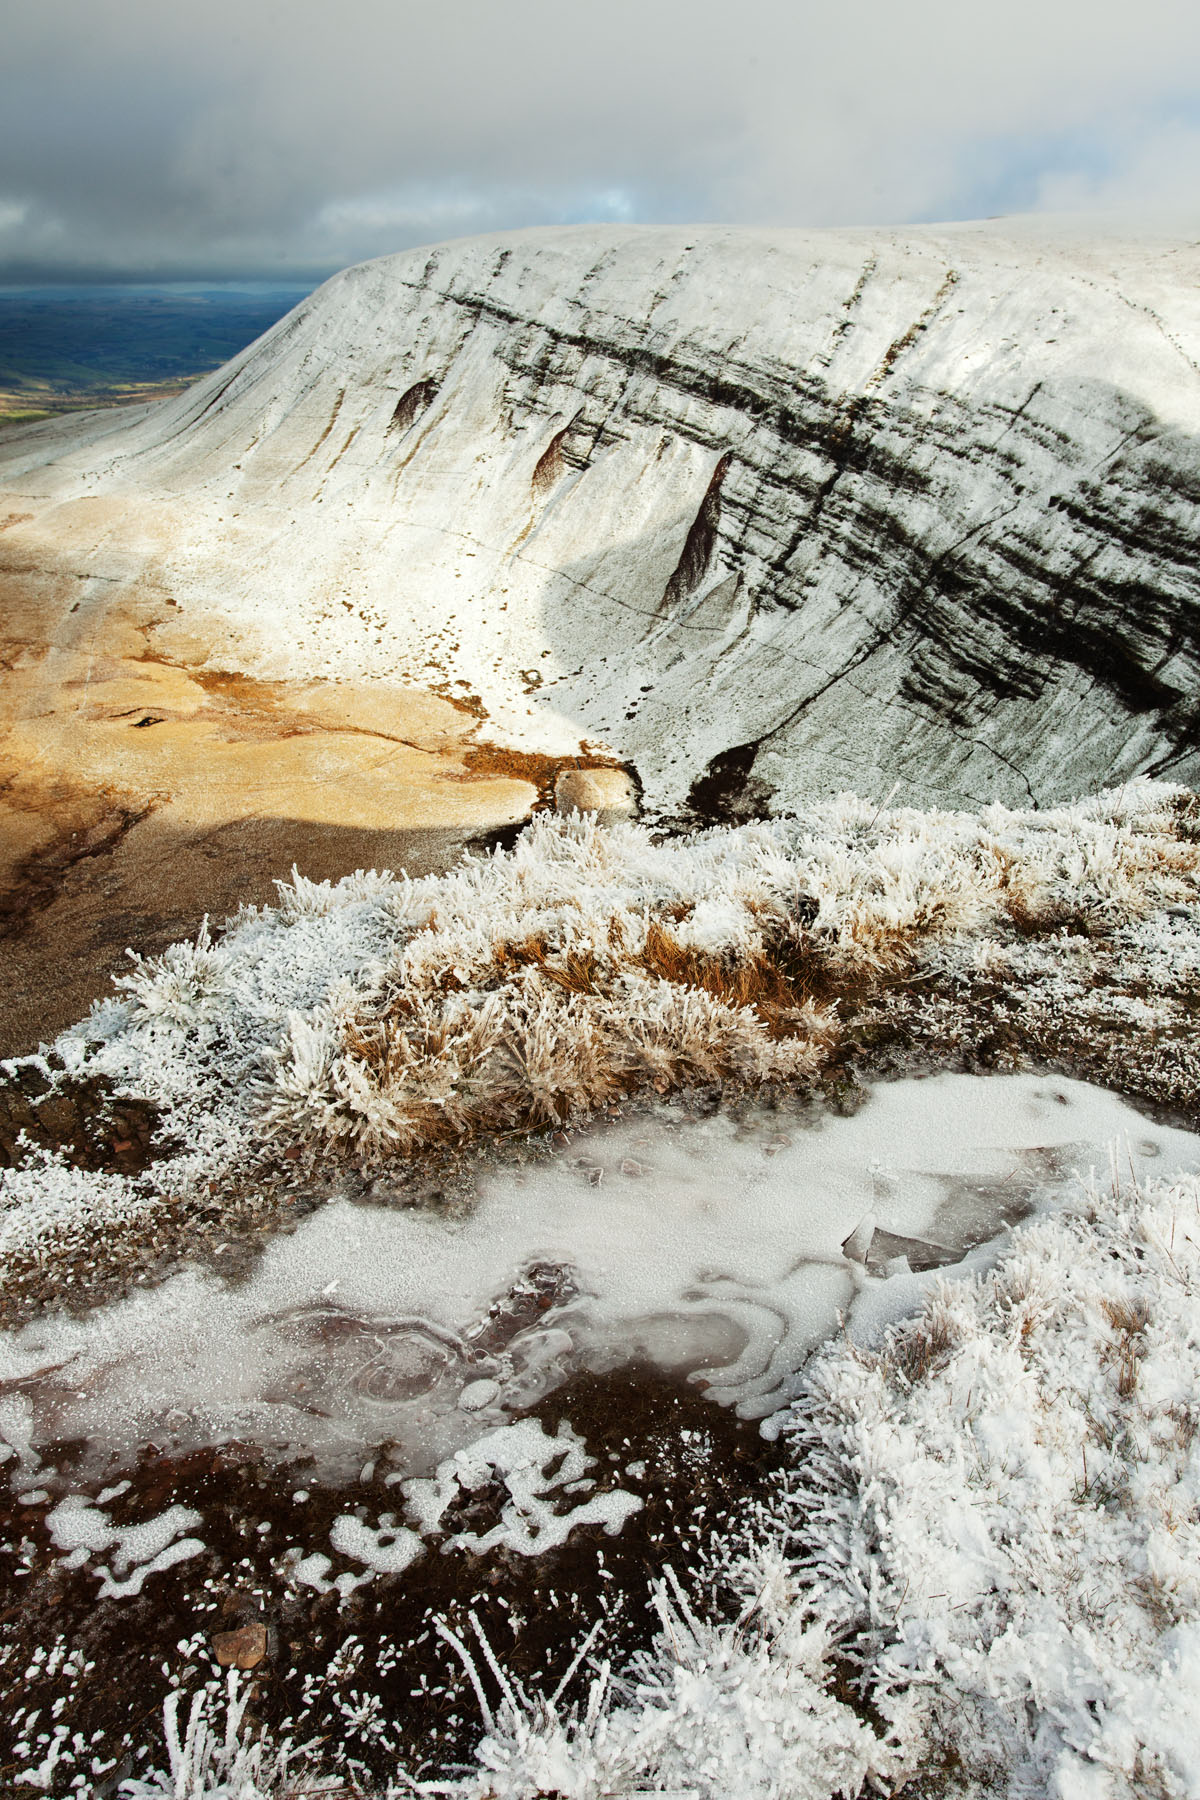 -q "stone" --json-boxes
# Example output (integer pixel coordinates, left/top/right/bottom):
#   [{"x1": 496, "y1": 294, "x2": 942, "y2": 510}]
[
  {"x1": 212, "y1": 1621, "x2": 268, "y2": 1669},
  {"x1": 553, "y1": 767, "x2": 638, "y2": 824},
  {"x1": 458, "y1": 1378, "x2": 502, "y2": 1411}
]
